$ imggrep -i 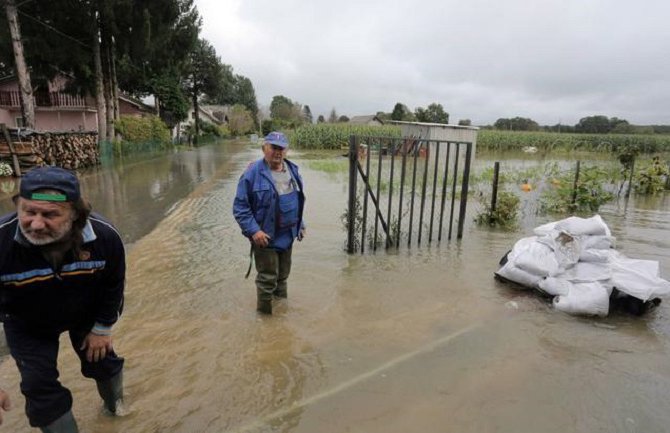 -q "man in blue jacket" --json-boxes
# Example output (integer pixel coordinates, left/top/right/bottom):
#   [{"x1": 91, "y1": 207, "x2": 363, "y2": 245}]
[
  {"x1": 0, "y1": 167, "x2": 126, "y2": 433},
  {"x1": 233, "y1": 132, "x2": 306, "y2": 315}
]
